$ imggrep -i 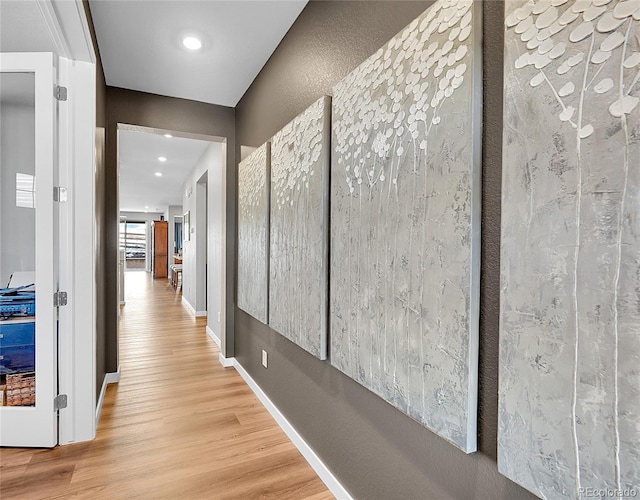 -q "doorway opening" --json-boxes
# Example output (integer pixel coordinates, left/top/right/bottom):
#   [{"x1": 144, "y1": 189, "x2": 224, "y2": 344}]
[
  {"x1": 115, "y1": 123, "x2": 228, "y2": 365},
  {"x1": 119, "y1": 219, "x2": 147, "y2": 271},
  {"x1": 195, "y1": 171, "x2": 208, "y2": 314}
]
